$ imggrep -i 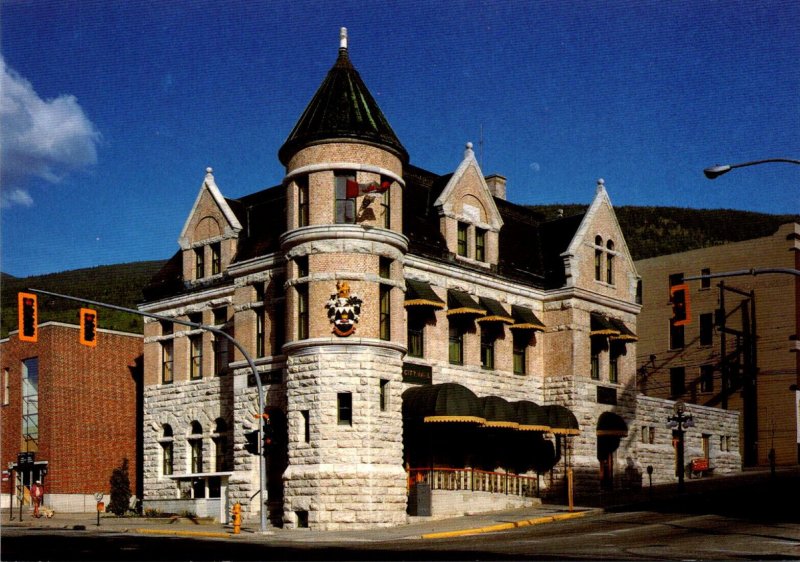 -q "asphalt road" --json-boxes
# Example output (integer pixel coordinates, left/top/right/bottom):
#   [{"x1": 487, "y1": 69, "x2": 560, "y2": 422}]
[{"x1": 4, "y1": 508, "x2": 799, "y2": 561}]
